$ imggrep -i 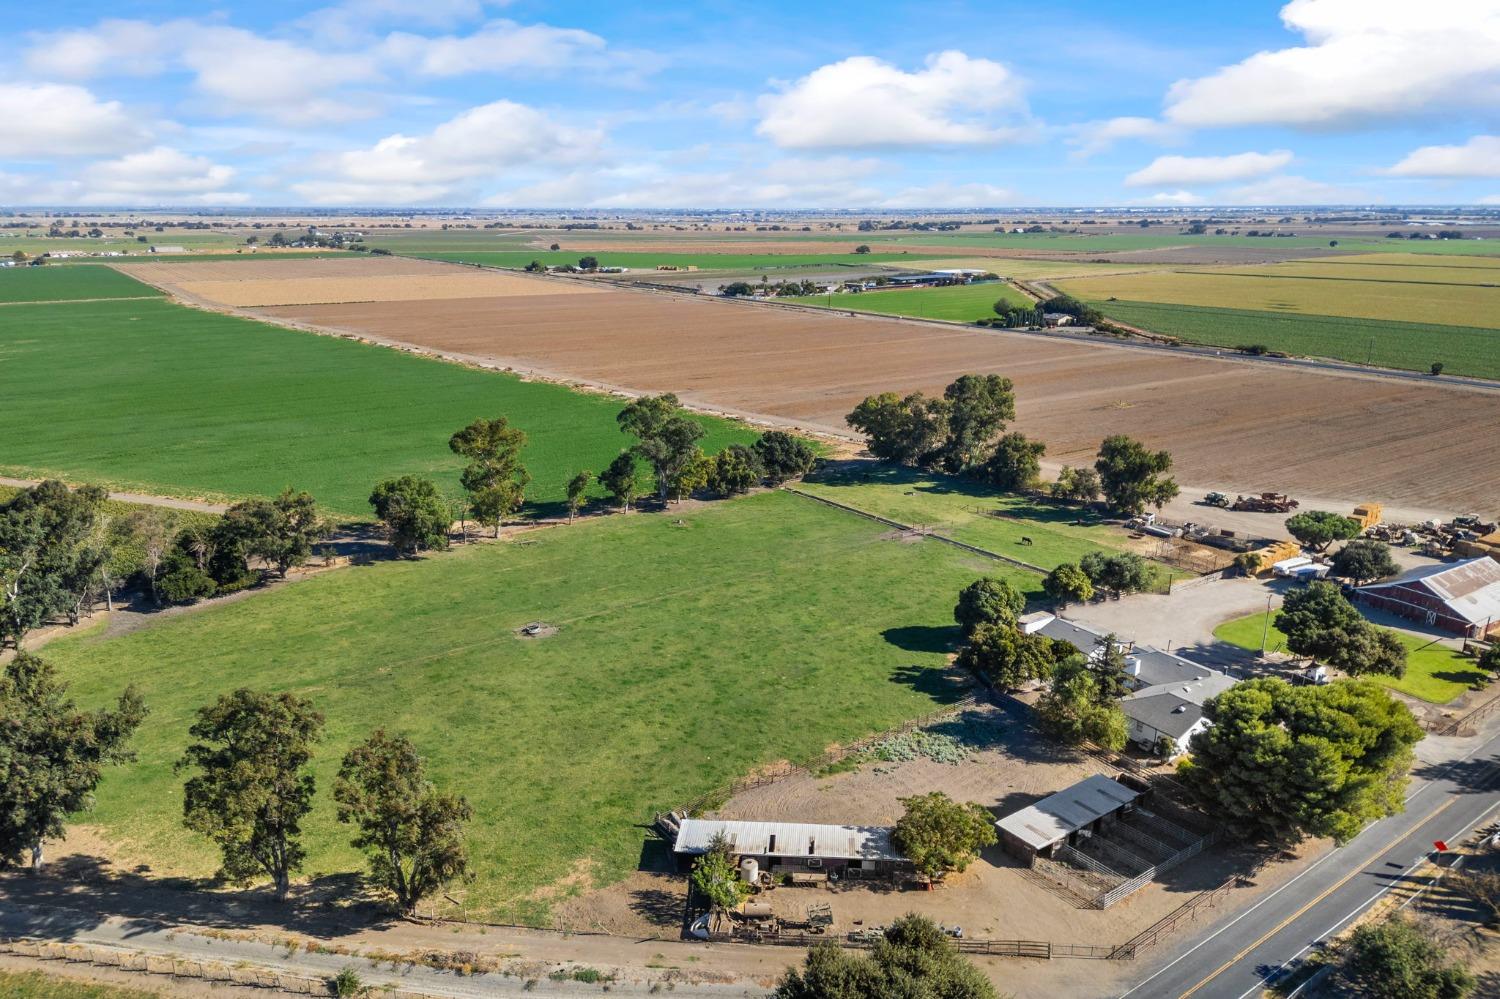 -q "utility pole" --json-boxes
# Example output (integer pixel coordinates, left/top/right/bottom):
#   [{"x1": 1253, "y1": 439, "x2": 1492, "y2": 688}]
[{"x1": 1260, "y1": 591, "x2": 1274, "y2": 655}]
